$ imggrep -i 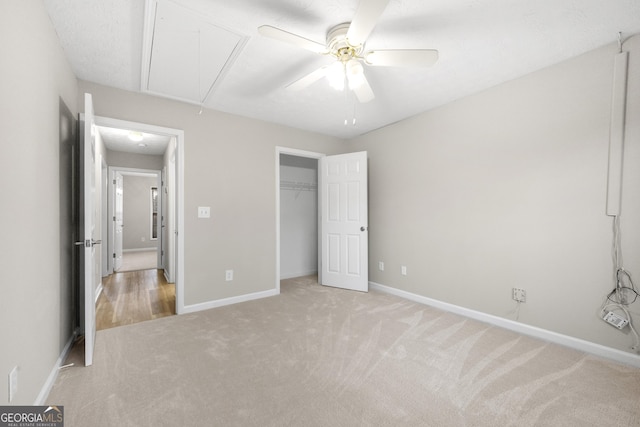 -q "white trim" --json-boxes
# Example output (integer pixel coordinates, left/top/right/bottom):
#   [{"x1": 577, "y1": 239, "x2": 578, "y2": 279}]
[
  {"x1": 182, "y1": 289, "x2": 279, "y2": 314},
  {"x1": 94, "y1": 115, "x2": 185, "y2": 316},
  {"x1": 34, "y1": 333, "x2": 76, "y2": 405},
  {"x1": 176, "y1": 128, "x2": 185, "y2": 315},
  {"x1": 109, "y1": 167, "x2": 162, "y2": 272},
  {"x1": 370, "y1": 281, "x2": 640, "y2": 368},
  {"x1": 123, "y1": 248, "x2": 158, "y2": 253},
  {"x1": 275, "y1": 147, "x2": 325, "y2": 294},
  {"x1": 140, "y1": 0, "x2": 157, "y2": 92},
  {"x1": 140, "y1": 0, "x2": 249, "y2": 107}
]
